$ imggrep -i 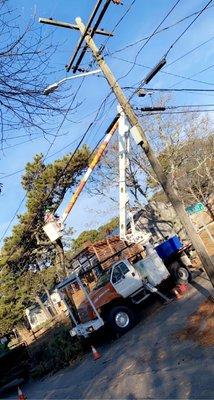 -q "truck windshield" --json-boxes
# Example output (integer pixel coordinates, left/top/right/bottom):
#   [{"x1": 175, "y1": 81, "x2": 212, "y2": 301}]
[{"x1": 94, "y1": 270, "x2": 111, "y2": 289}]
